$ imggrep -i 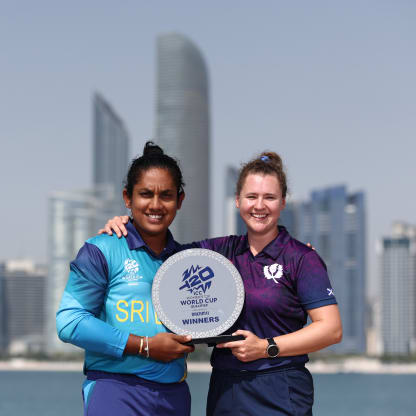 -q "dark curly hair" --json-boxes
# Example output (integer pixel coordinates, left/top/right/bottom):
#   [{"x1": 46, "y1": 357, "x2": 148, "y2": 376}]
[{"x1": 124, "y1": 141, "x2": 185, "y2": 198}]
